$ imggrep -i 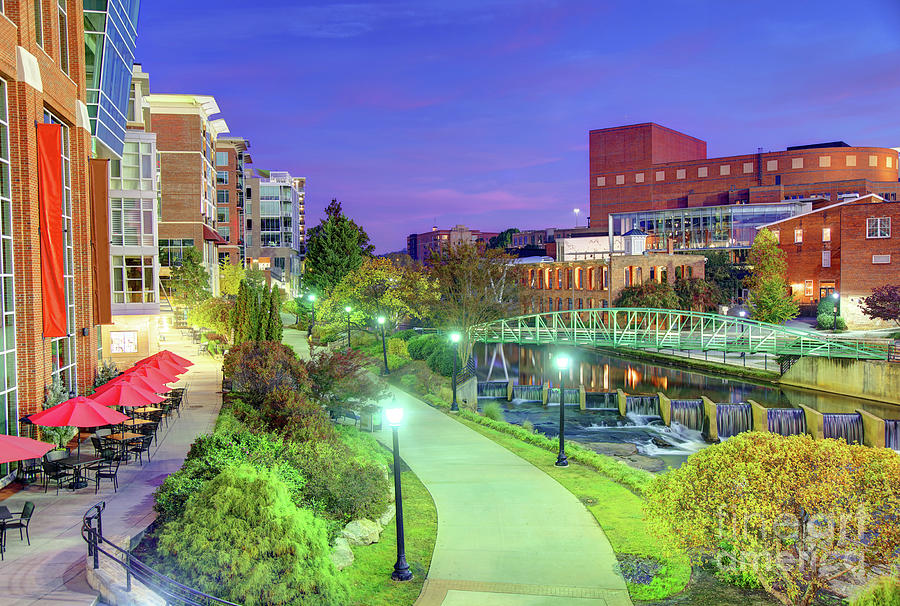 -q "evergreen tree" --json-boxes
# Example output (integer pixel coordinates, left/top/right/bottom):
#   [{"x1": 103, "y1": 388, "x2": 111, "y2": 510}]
[
  {"x1": 232, "y1": 281, "x2": 252, "y2": 344},
  {"x1": 303, "y1": 200, "x2": 374, "y2": 295},
  {"x1": 170, "y1": 246, "x2": 211, "y2": 305},
  {"x1": 747, "y1": 229, "x2": 798, "y2": 324},
  {"x1": 267, "y1": 286, "x2": 283, "y2": 342},
  {"x1": 249, "y1": 285, "x2": 264, "y2": 342}
]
